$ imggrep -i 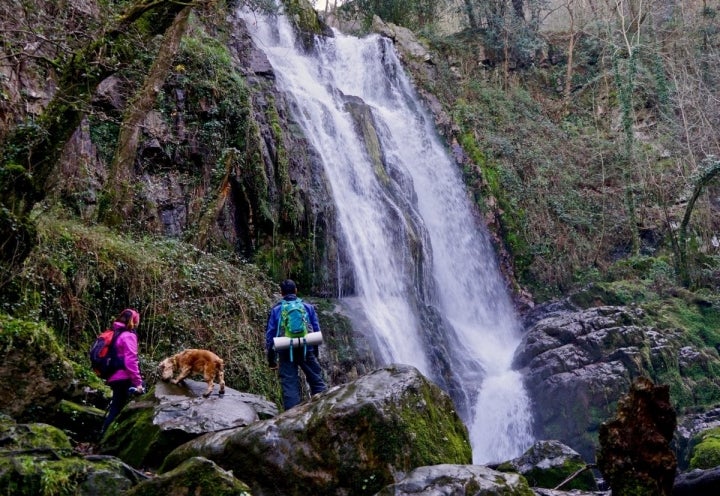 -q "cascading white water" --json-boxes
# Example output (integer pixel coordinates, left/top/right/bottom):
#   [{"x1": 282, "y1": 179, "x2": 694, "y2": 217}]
[{"x1": 239, "y1": 5, "x2": 534, "y2": 463}]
